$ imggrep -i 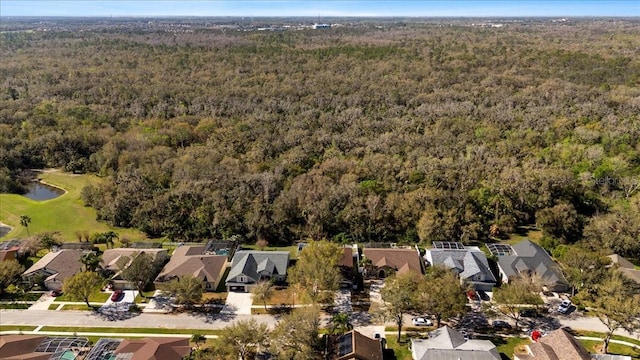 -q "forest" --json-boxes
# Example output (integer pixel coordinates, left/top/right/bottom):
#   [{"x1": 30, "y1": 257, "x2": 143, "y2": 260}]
[{"x1": 1, "y1": 18, "x2": 639, "y2": 260}]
